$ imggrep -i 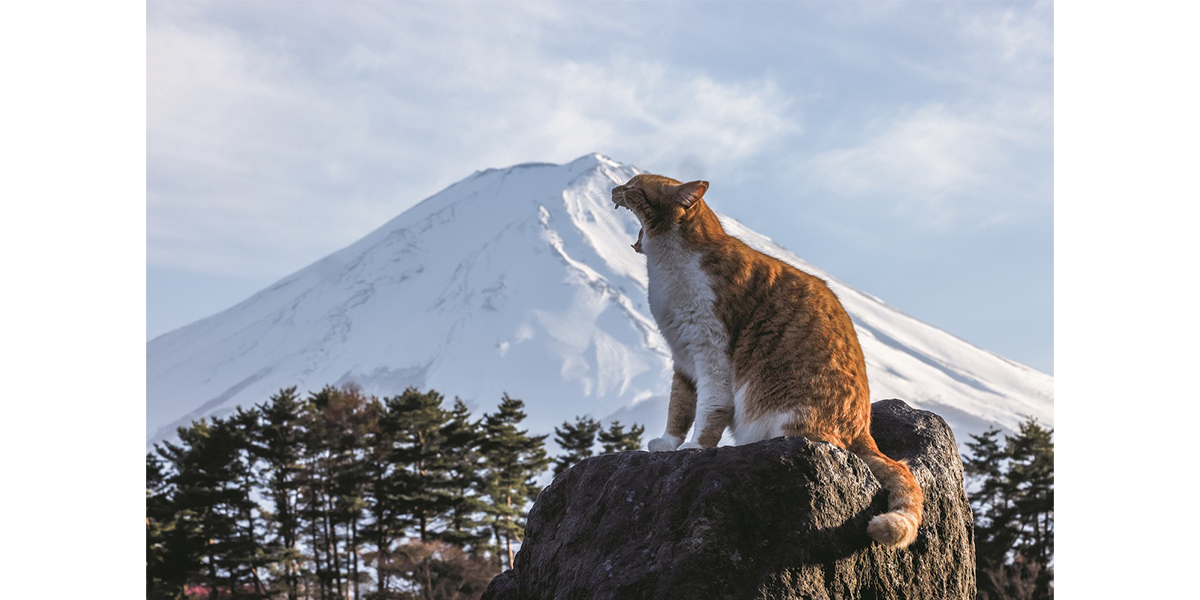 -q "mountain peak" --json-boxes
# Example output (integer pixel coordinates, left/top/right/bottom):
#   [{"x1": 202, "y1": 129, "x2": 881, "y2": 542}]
[
  {"x1": 471, "y1": 152, "x2": 622, "y2": 178},
  {"x1": 568, "y1": 152, "x2": 620, "y2": 168}
]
